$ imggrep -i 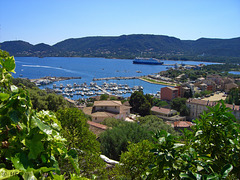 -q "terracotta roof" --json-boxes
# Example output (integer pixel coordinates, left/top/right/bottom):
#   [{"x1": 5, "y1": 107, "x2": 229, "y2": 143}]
[
  {"x1": 94, "y1": 100, "x2": 122, "y2": 106},
  {"x1": 151, "y1": 106, "x2": 176, "y2": 115},
  {"x1": 87, "y1": 121, "x2": 109, "y2": 130},
  {"x1": 174, "y1": 121, "x2": 193, "y2": 128}
]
